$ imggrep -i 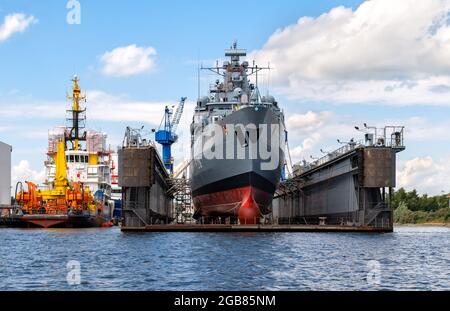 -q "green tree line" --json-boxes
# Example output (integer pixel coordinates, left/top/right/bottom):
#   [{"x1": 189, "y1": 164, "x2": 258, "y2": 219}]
[{"x1": 391, "y1": 188, "x2": 450, "y2": 224}]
